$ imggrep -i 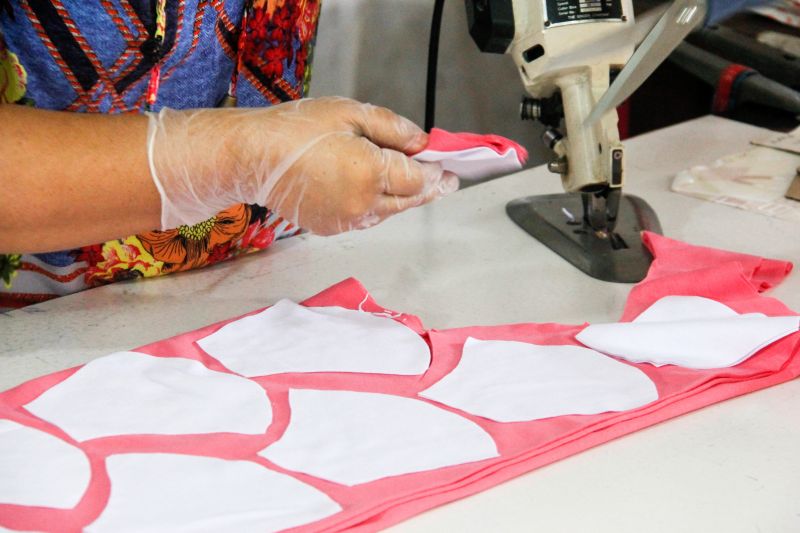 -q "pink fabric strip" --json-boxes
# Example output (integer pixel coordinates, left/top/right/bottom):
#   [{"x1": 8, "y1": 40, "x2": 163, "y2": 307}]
[{"x1": 424, "y1": 128, "x2": 529, "y2": 164}]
